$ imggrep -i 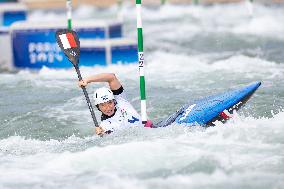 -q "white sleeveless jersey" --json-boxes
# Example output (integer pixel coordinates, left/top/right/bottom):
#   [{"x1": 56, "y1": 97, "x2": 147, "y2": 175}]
[{"x1": 100, "y1": 87, "x2": 143, "y2": 132}]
